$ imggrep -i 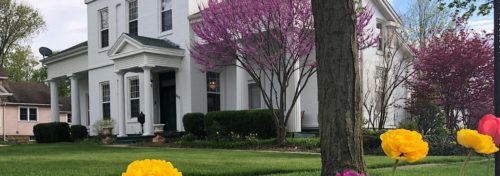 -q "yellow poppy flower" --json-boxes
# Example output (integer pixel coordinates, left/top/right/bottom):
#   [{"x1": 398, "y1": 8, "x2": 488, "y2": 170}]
[
  {"x1": 380, "y1": 129, "x2": 429, "y2": 163},
  {"x1": 457, "y1": 129, "x2": 499, "y2": 154},
  {"x1": 122, "y1": 159, "x2": 182, "y2": 176}
]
